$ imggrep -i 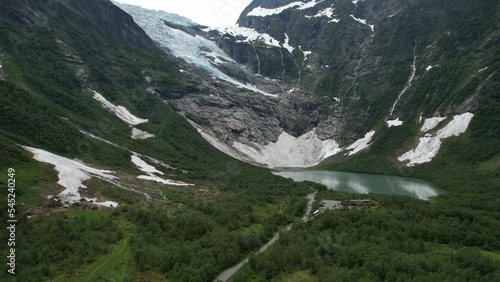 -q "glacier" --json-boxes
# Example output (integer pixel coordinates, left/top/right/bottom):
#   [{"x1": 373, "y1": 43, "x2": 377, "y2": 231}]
[
  {"x1": 113, "y1": 1, "x2": 195, "y2": 26},
  {"x1": 232, "y1": 129, "x2": 342, "y2": 168},
  {"x1": 117, "y1": 4, "x2": 278, "y2": 97}
]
